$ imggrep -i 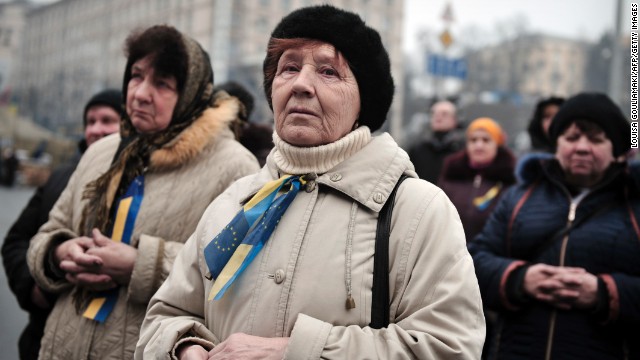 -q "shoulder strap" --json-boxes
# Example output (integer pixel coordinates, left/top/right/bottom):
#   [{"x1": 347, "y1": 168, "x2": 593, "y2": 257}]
[
  {"x1": 370, "y1": 174, "x2": 410, "y2": 329},
  {"x1": 506, "y1": 179, "x2": 539, "y2": 256}
]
